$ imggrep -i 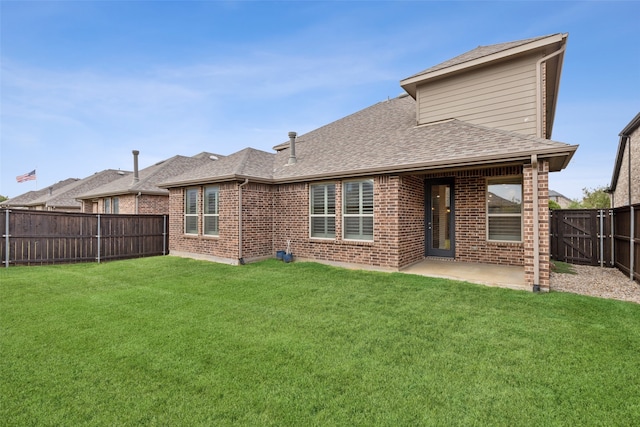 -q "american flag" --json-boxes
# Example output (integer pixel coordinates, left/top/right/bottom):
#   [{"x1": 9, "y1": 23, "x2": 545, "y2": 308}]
[{"x1": 16, "y1": 170, "x2": 37, "y2": 183}]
